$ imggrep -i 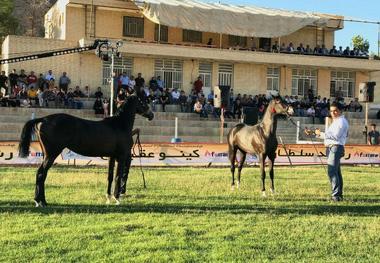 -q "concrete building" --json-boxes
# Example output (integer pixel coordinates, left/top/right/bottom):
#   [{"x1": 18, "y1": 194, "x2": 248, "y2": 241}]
[{"x1": 2, "y1": 0, "x2": 380, "y2": 101}]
